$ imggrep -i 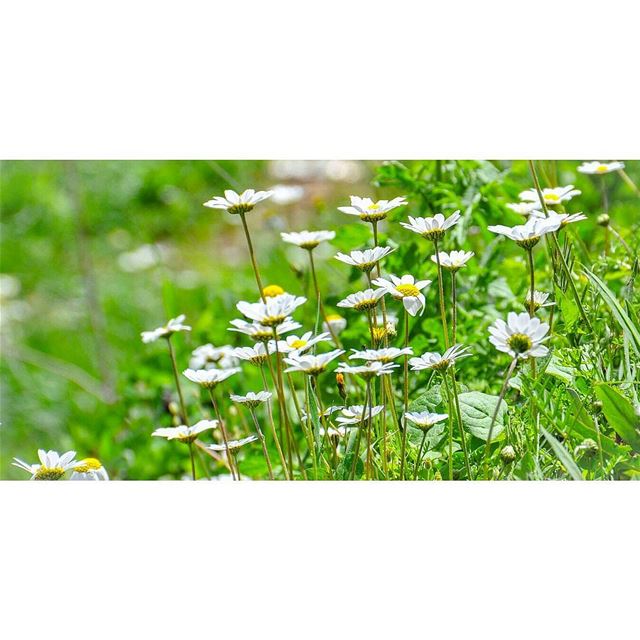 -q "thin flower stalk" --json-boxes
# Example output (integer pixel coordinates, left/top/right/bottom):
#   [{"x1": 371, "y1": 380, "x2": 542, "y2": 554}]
[
  {"x1": 167, "y1": 337, "x2": 188, "y2": 425},
  {"x1": 248, "y1": 407, "x2": 274, "y2": 480},
  {"x1": 259, "y1": 365, "x2": 289, "y2": 479},
  {"x1": 308, "y1": 248, "x2": 341, "y2": 347},
  {"x1": 208, "y1": 388, "x2": 238, "y2": 481},
  {"x1": 239, "y1": 211, "x2": 267, "y2": 303},
  {"x1": 433, "y1": 238, "x2": 451, "y2": 350}
]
